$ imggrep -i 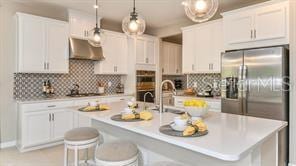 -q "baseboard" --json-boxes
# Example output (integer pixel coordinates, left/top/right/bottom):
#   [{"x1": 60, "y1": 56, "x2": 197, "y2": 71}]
[
  {"x1": 0, "y1": 140, "x2": 16, "y2": 149},
  {"x1": 289, "y1": 163, "x2": 296, "y2": 166}
]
